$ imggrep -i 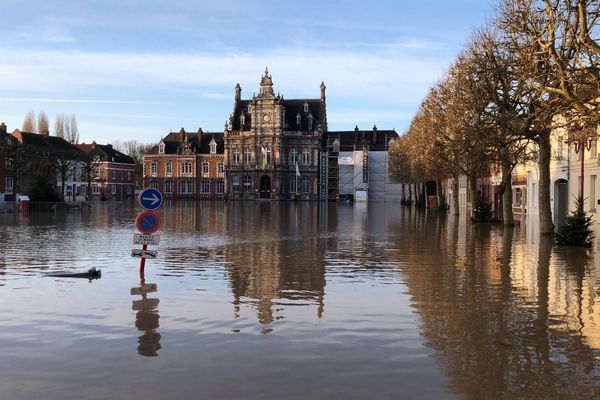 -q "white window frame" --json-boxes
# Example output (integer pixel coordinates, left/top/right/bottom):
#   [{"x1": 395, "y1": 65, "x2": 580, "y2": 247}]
[
  {"x1": 151, "y1": 162, "x2": 157, "y2": 176},
  {"x1": 166, "y1": 162, "x2": 172, "y2": 176},
  {"x1": 216, "y1": 180, "x2": 224, "y2": 194},
  {"x1": 202, "y1": 162, "x2": 209, "y2": 175},
  {"x1": 302, "y1": 148, "x2": 310, "y2": 165},
  {"x1": 290, "y1": 148, "x2": 297, "y2": 165},
  {"x1": 232, "y1": 148, "x2": 240, "y2": 165},
  {"x1": 165, "y1": 180, "x2": 173, "y2": 194},
  {"x1": 243, "y1": 175, "x2": 252, "y2": 192}
]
